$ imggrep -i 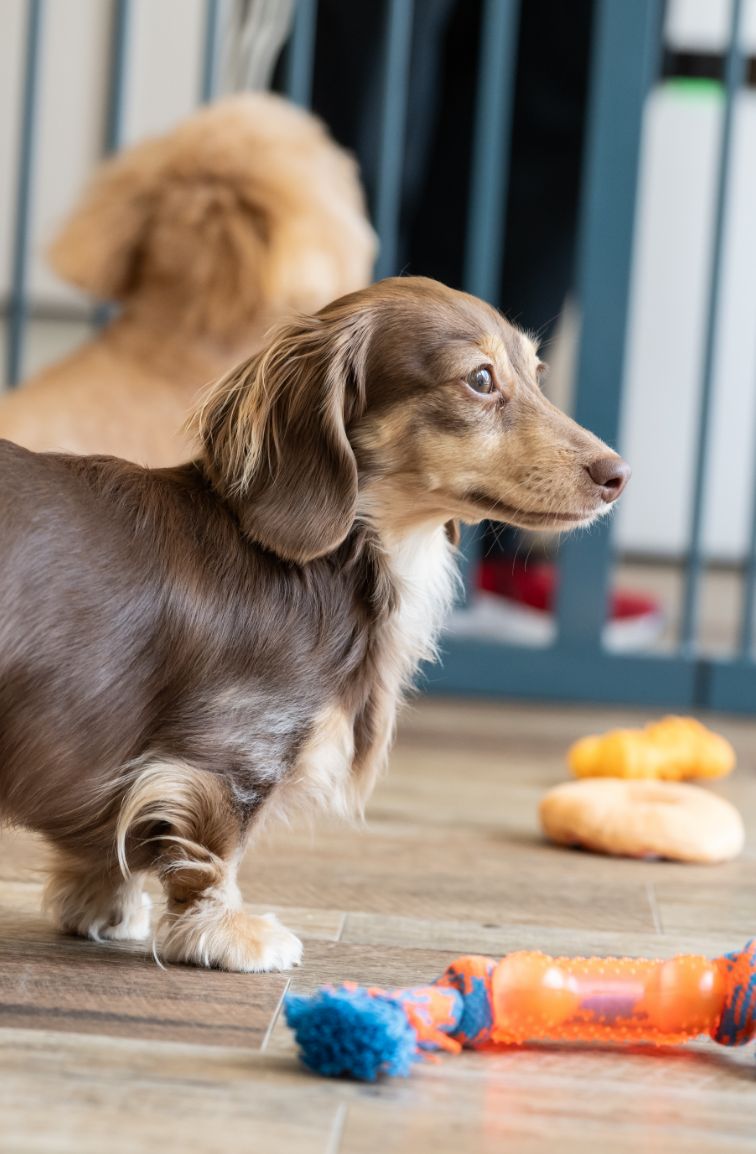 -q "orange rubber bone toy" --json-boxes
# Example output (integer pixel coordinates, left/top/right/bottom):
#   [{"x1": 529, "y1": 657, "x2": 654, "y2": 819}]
[{"x1": 285, "y1": 942, "x2": 756, "y2": 1080}]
